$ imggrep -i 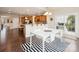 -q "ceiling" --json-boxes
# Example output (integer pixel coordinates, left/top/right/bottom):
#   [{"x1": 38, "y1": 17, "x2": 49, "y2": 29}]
[
  {"x1": 0, "y1": 7, "x2": 79, "y2": 16},
  {"x1": 0, "y1": 7, "x2": 48, "y2": 16}
]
